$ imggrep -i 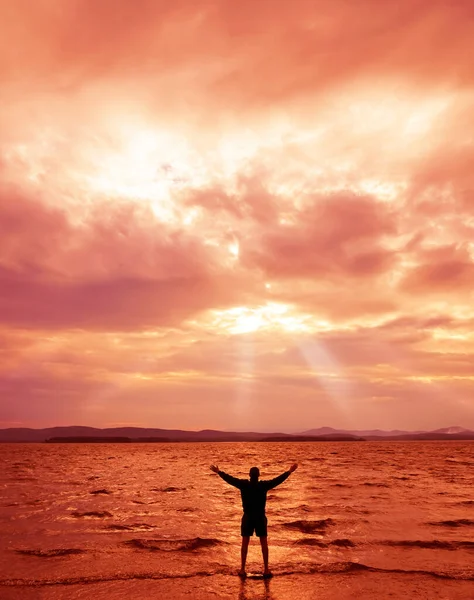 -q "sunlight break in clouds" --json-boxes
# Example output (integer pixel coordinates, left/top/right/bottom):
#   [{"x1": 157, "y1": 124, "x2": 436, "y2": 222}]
[
  {"x1": 1, "y1": 0, "x2": 474, "y2": 431},
  {"x1": 209, "y1": 304, "x2": 322, "y2": 335}
]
